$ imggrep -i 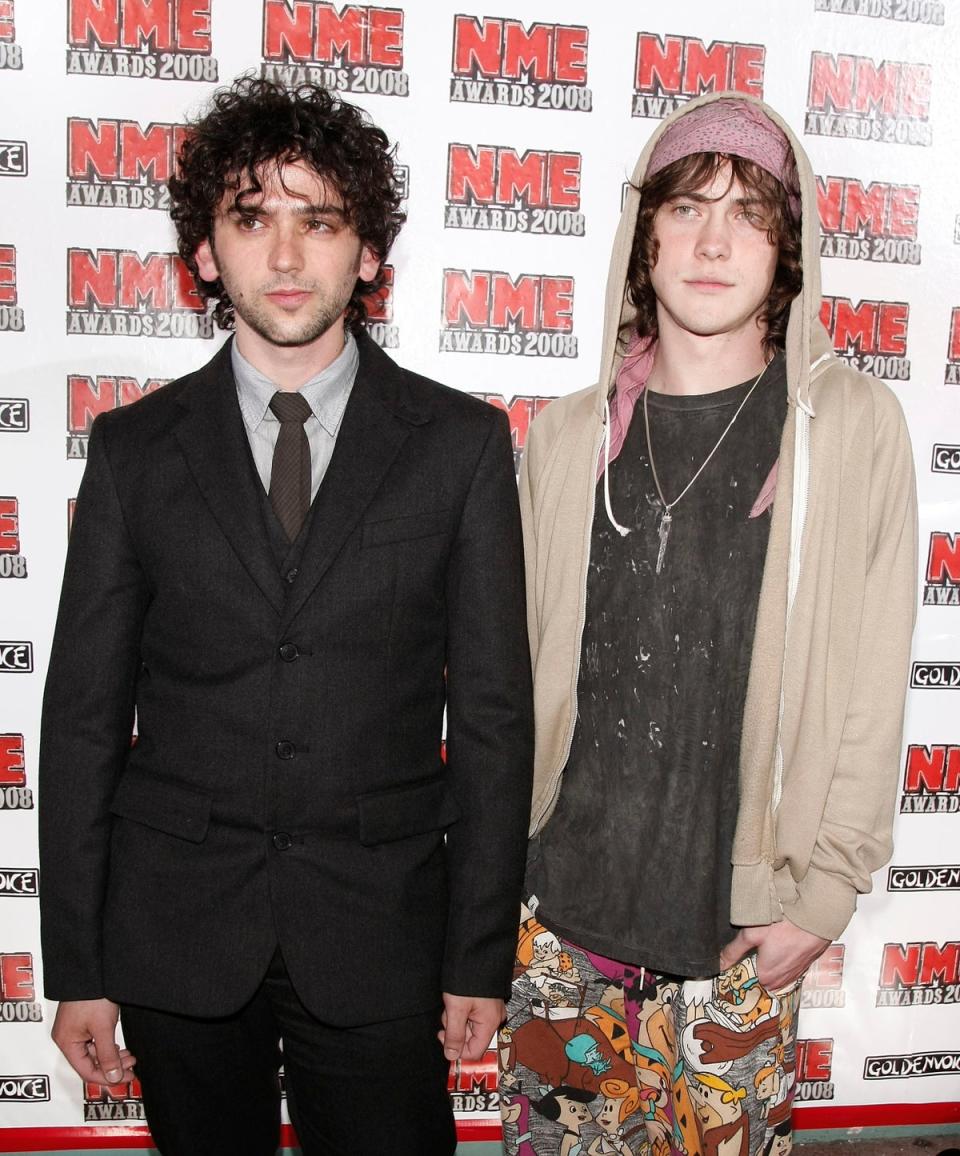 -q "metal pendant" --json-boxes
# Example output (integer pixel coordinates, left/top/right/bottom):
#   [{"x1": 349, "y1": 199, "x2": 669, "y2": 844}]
[{"x1": 655, "y1": 509, "x2": 672, "y2": 575}]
